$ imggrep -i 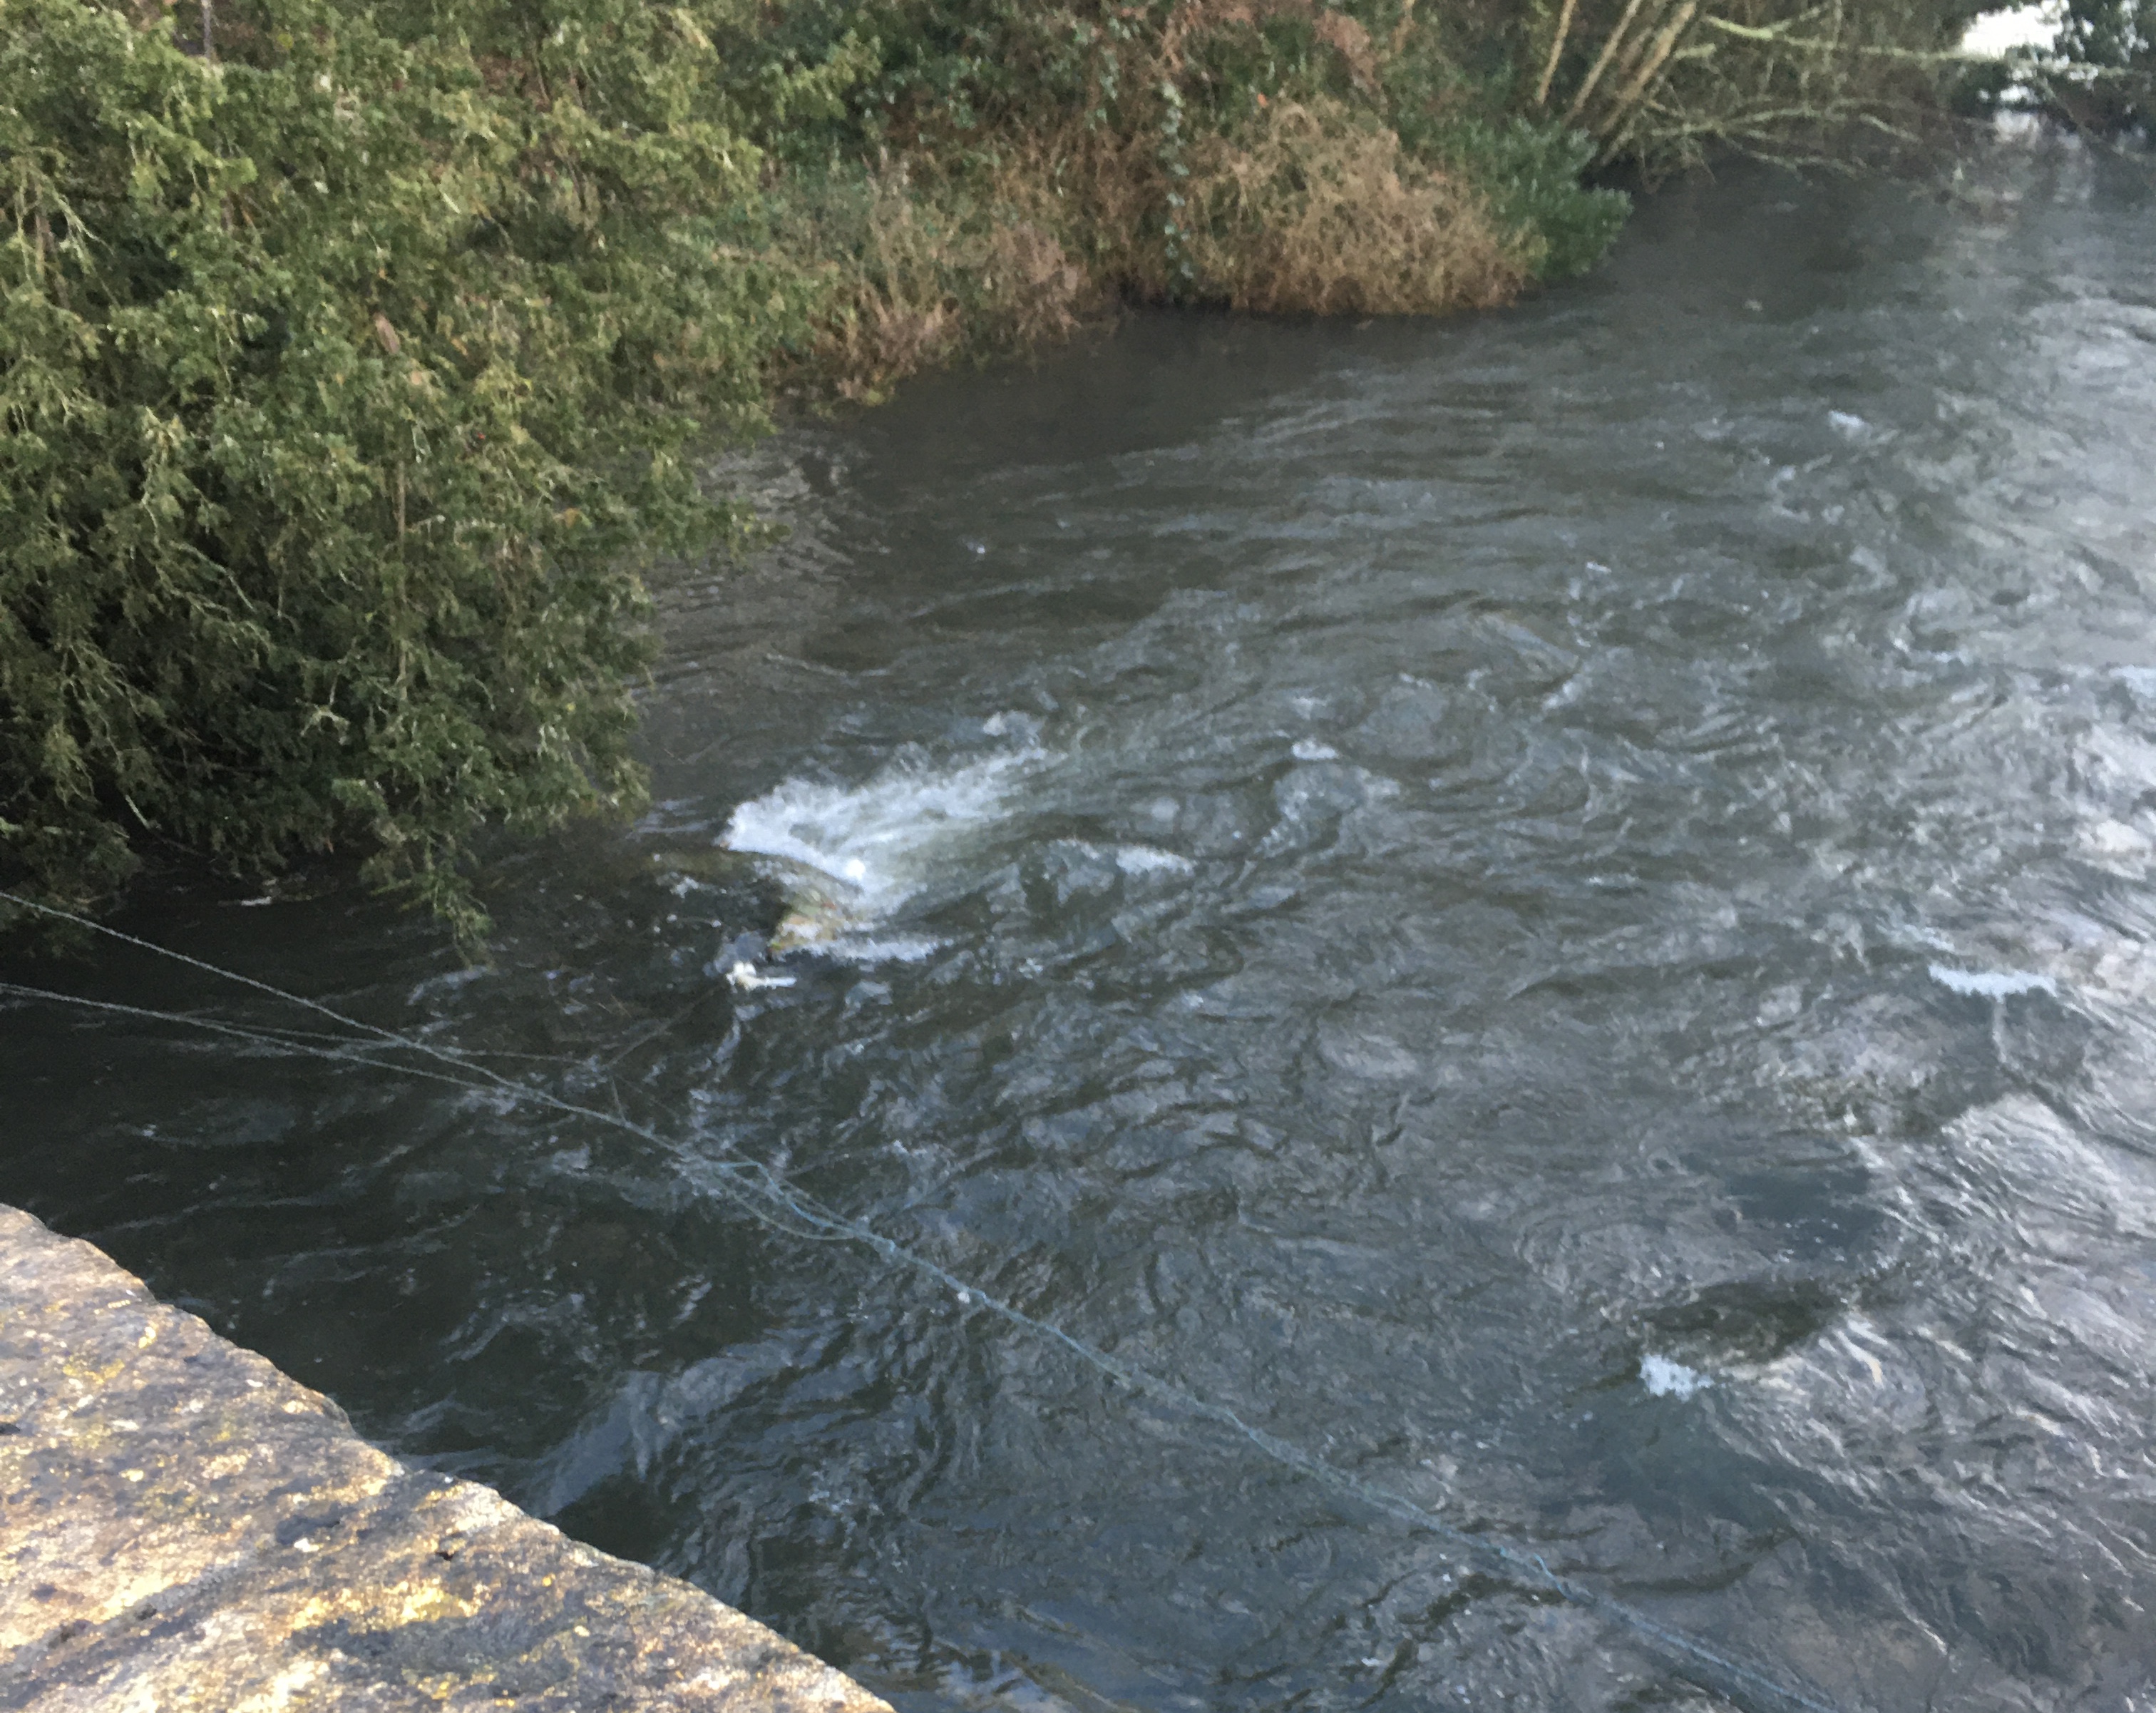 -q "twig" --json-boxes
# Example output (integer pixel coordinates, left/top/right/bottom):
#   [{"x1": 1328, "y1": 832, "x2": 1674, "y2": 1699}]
[
  {"x1": 1696, "y1": 14, "x2": 1999, "y2": 63},
  {"x1": 1607, "y1": 0, "x2": 1675, "y2": 91},
  {"x1": 1535, "y1": 0, "x2": 1579, "y2": 108},
  {"x1": 1565, "y1": 0, "x2": 1652, "y2": 123},
  {"x1": 1597, "y1": 0, "x2": 1700, "y2": 150}
]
